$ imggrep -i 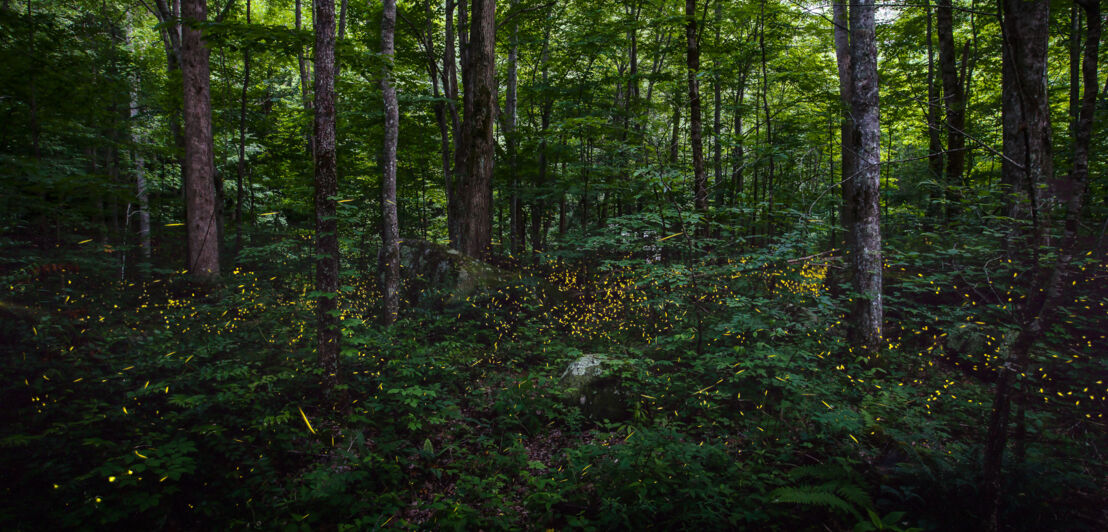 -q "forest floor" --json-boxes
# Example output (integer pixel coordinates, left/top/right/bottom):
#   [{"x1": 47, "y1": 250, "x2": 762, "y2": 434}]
[{"x1": 2, "y1": 238, "x2": 1106, "y2": 530}]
